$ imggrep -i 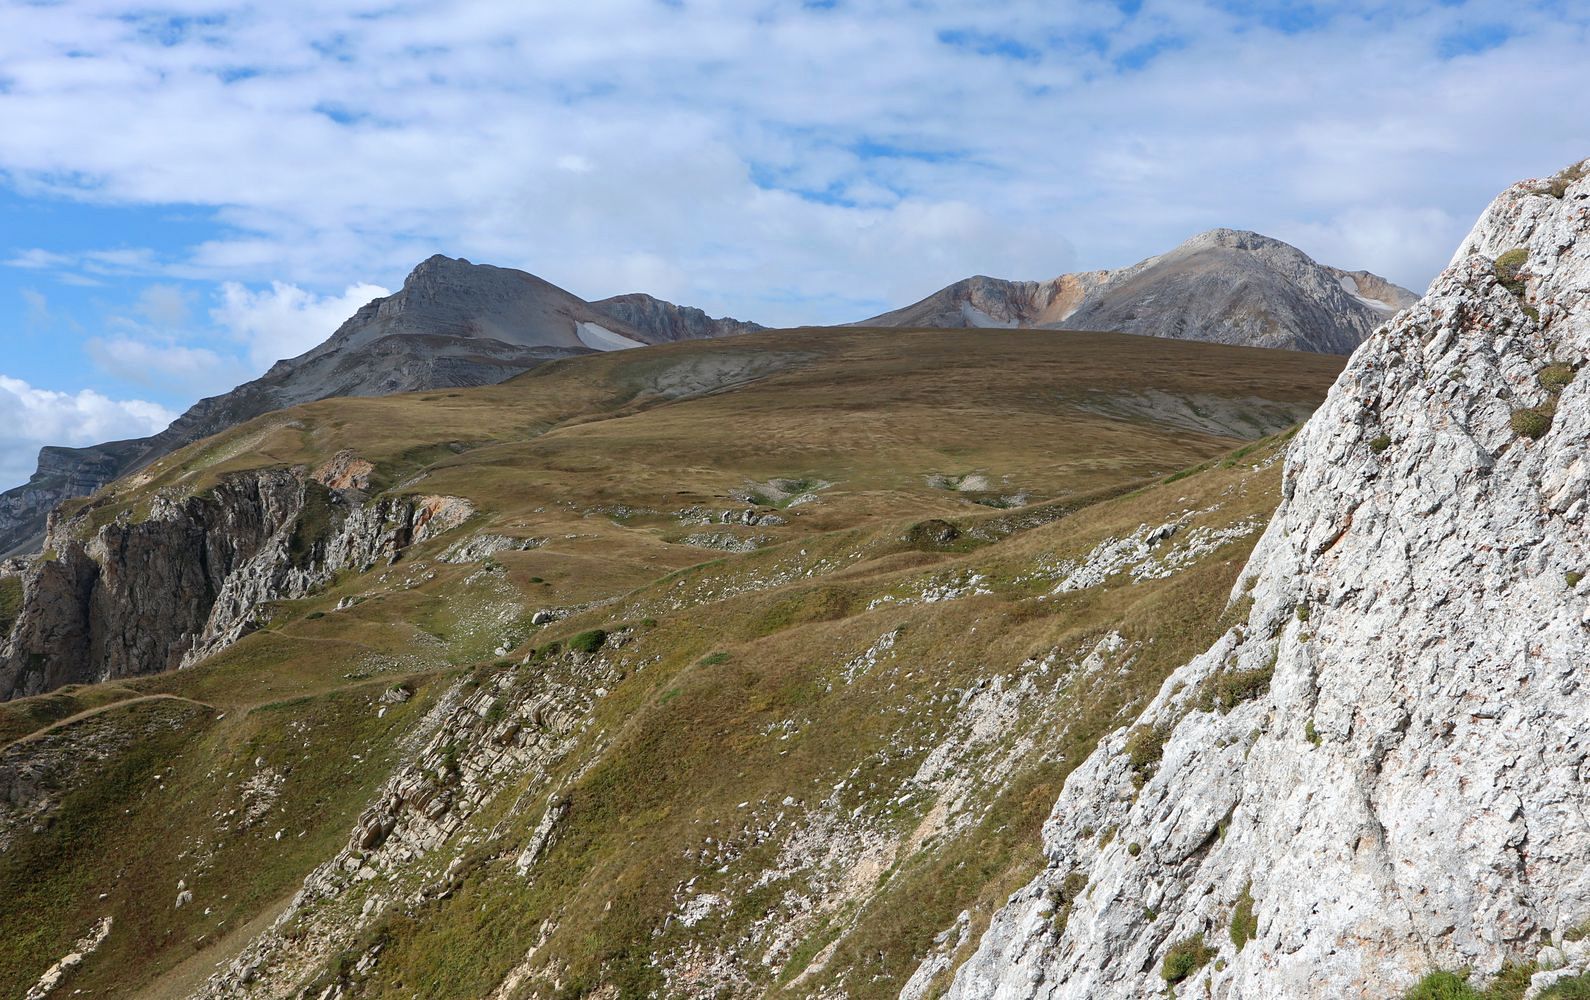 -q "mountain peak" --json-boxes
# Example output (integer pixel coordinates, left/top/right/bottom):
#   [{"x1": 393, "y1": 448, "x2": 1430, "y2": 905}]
[{"x1": 861, "y1": 229, "x2": 1415, "y2": 353}]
